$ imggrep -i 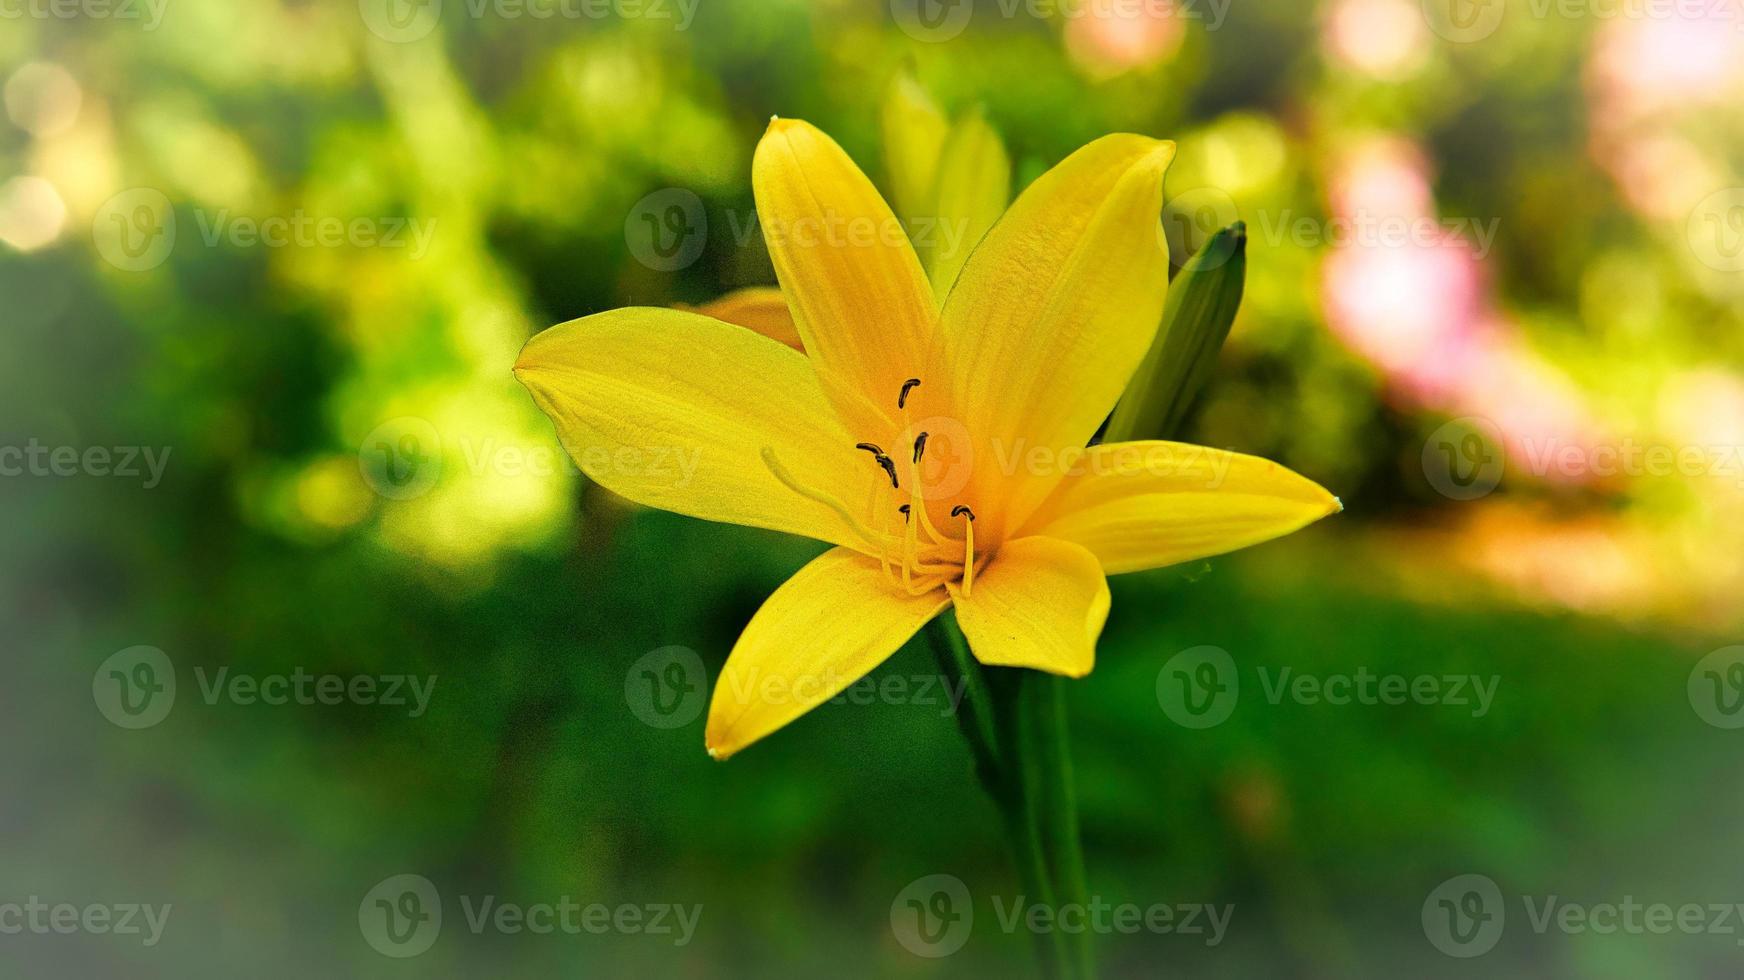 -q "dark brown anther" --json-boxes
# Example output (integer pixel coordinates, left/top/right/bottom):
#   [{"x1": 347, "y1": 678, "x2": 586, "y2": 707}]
[
  {"x1": 898, "y1": 378, "x2": 921, "y2": 409},
  {"x1": 951, "y1": 505, "x2": 976, "y2": 521},
  {"x1": 875, "y1": 455, "x2": 900, "y2": 489},
  {"x1": 898, "y1": 504, "x2": 911, "y2": 522},
  {"x1": 912, "y1": 432, "x2": 928, "y2": 463},
  {"x1": 853, "y1": 442, "x2": 899, "y2": 488}
]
